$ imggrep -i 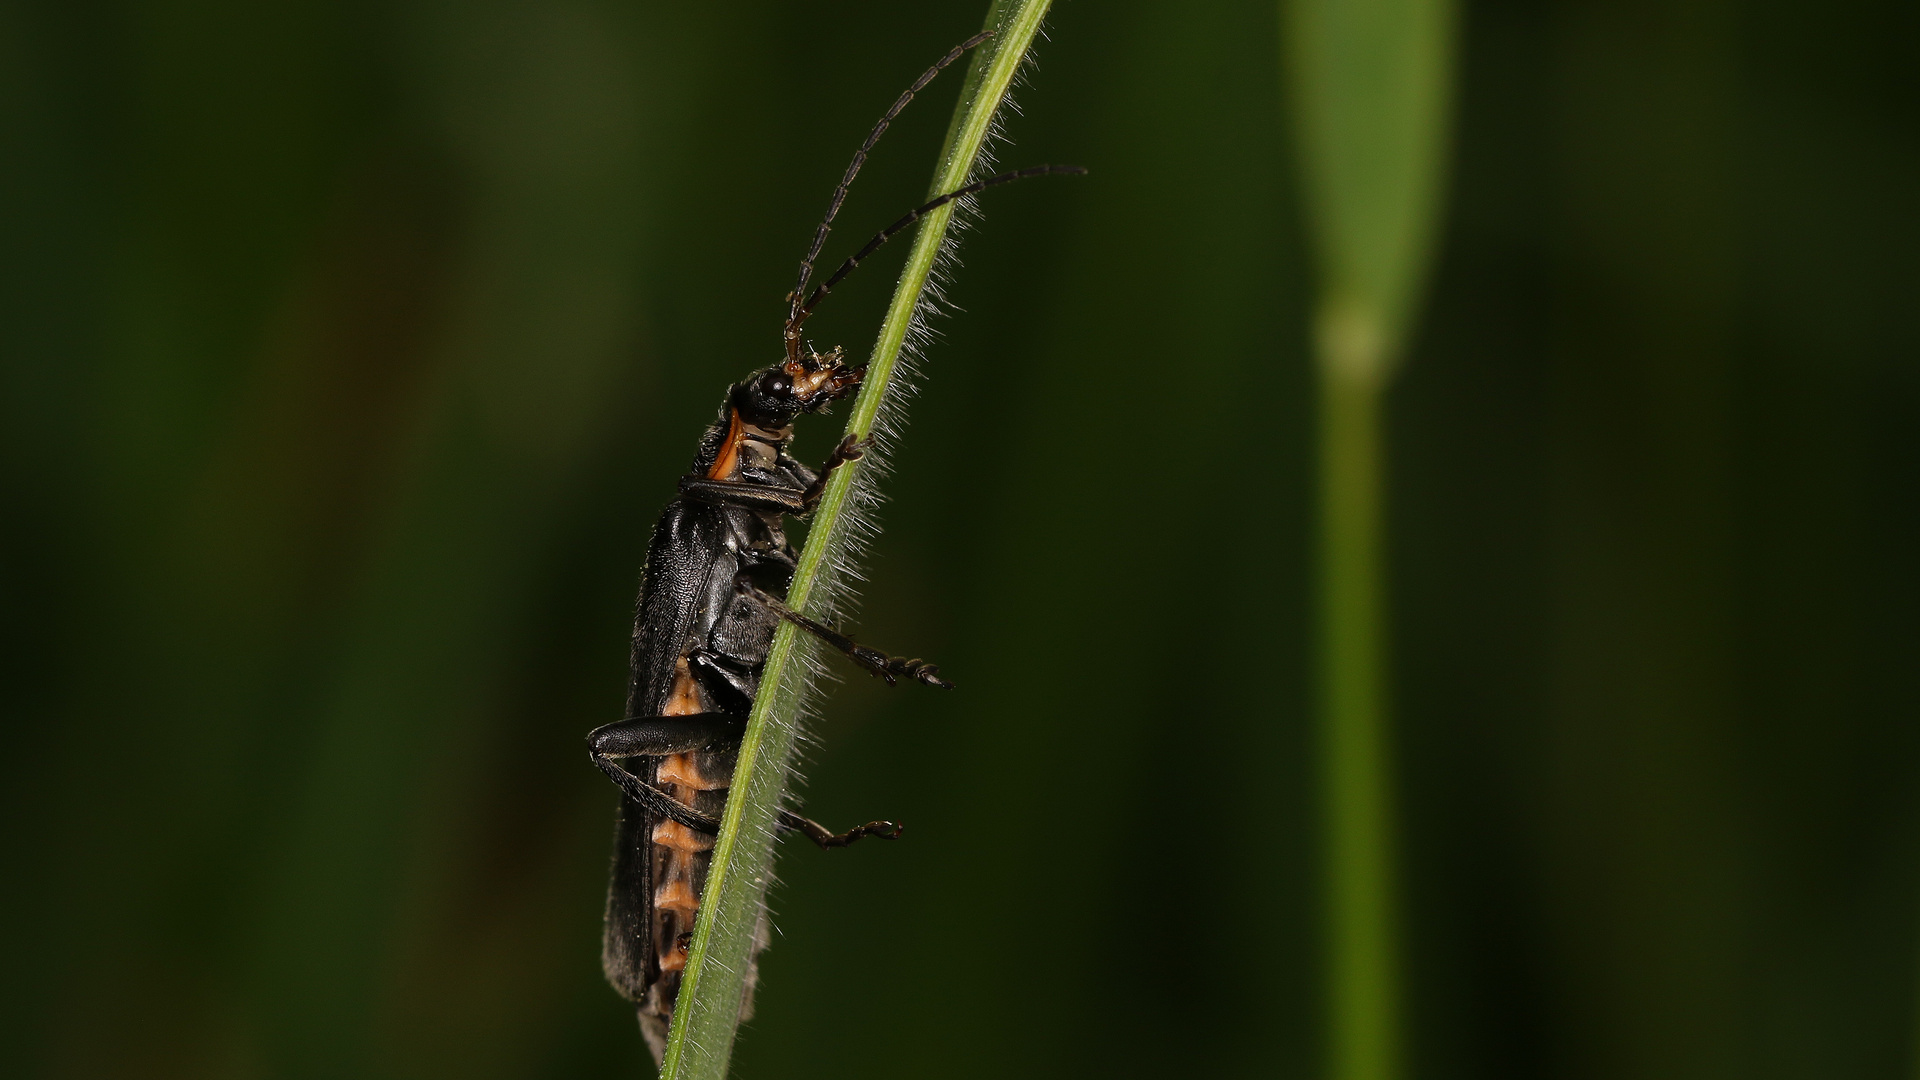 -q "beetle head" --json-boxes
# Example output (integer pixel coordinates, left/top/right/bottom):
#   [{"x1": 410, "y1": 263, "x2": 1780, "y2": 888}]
[{"x1": 730, "y1": 348, "x2": 864, "y2": 428}]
